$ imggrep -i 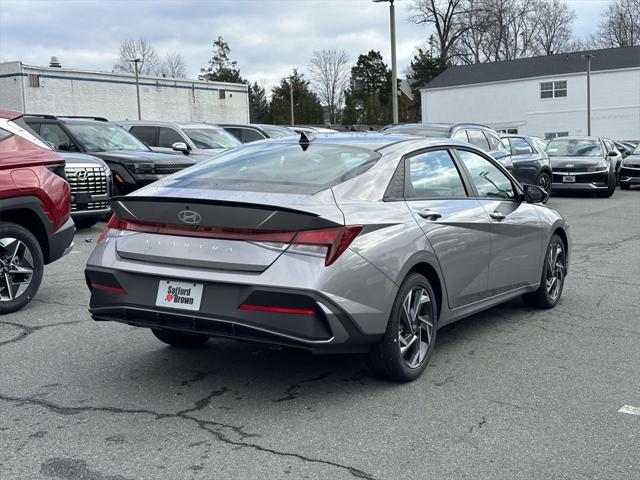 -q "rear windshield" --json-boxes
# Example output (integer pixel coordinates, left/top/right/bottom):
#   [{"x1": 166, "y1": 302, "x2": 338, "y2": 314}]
[
  {"x1": 165, "y1": 142, "x2": 381, "y2": 194},
  {"x1": 546, "y1": 139, "x2": 603, "y2": 157}
]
